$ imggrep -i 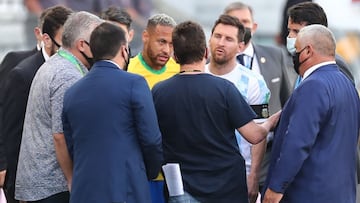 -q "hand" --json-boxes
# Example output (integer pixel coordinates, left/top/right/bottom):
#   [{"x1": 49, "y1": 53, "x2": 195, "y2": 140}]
[
  {"x1": 263, "y1": 188, "x2": 283, "y2": 203},
  {"x1": 268, "y1": 110, "x2": 281, "y2": 131},
  {"x1": 247, "y1": 174, "x2": 259, "y2": 203},
  {"x1": 67, "y1": 181, "x2": 72, "y2": 192},
  {"x1": 0, "y1": 170, "x2": 6, "y2": 187}
]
